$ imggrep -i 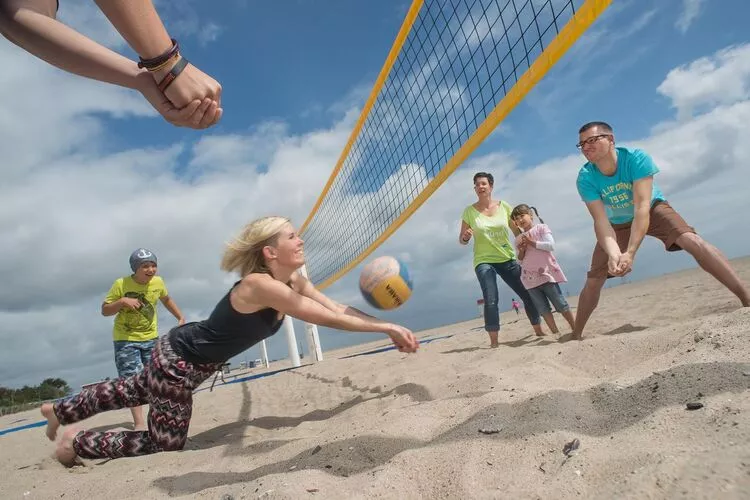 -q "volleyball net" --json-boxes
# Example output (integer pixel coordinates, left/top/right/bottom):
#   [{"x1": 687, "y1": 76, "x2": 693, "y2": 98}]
[{"x1": 300, "y1": 0, "x2": 611, "y2": 289}]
